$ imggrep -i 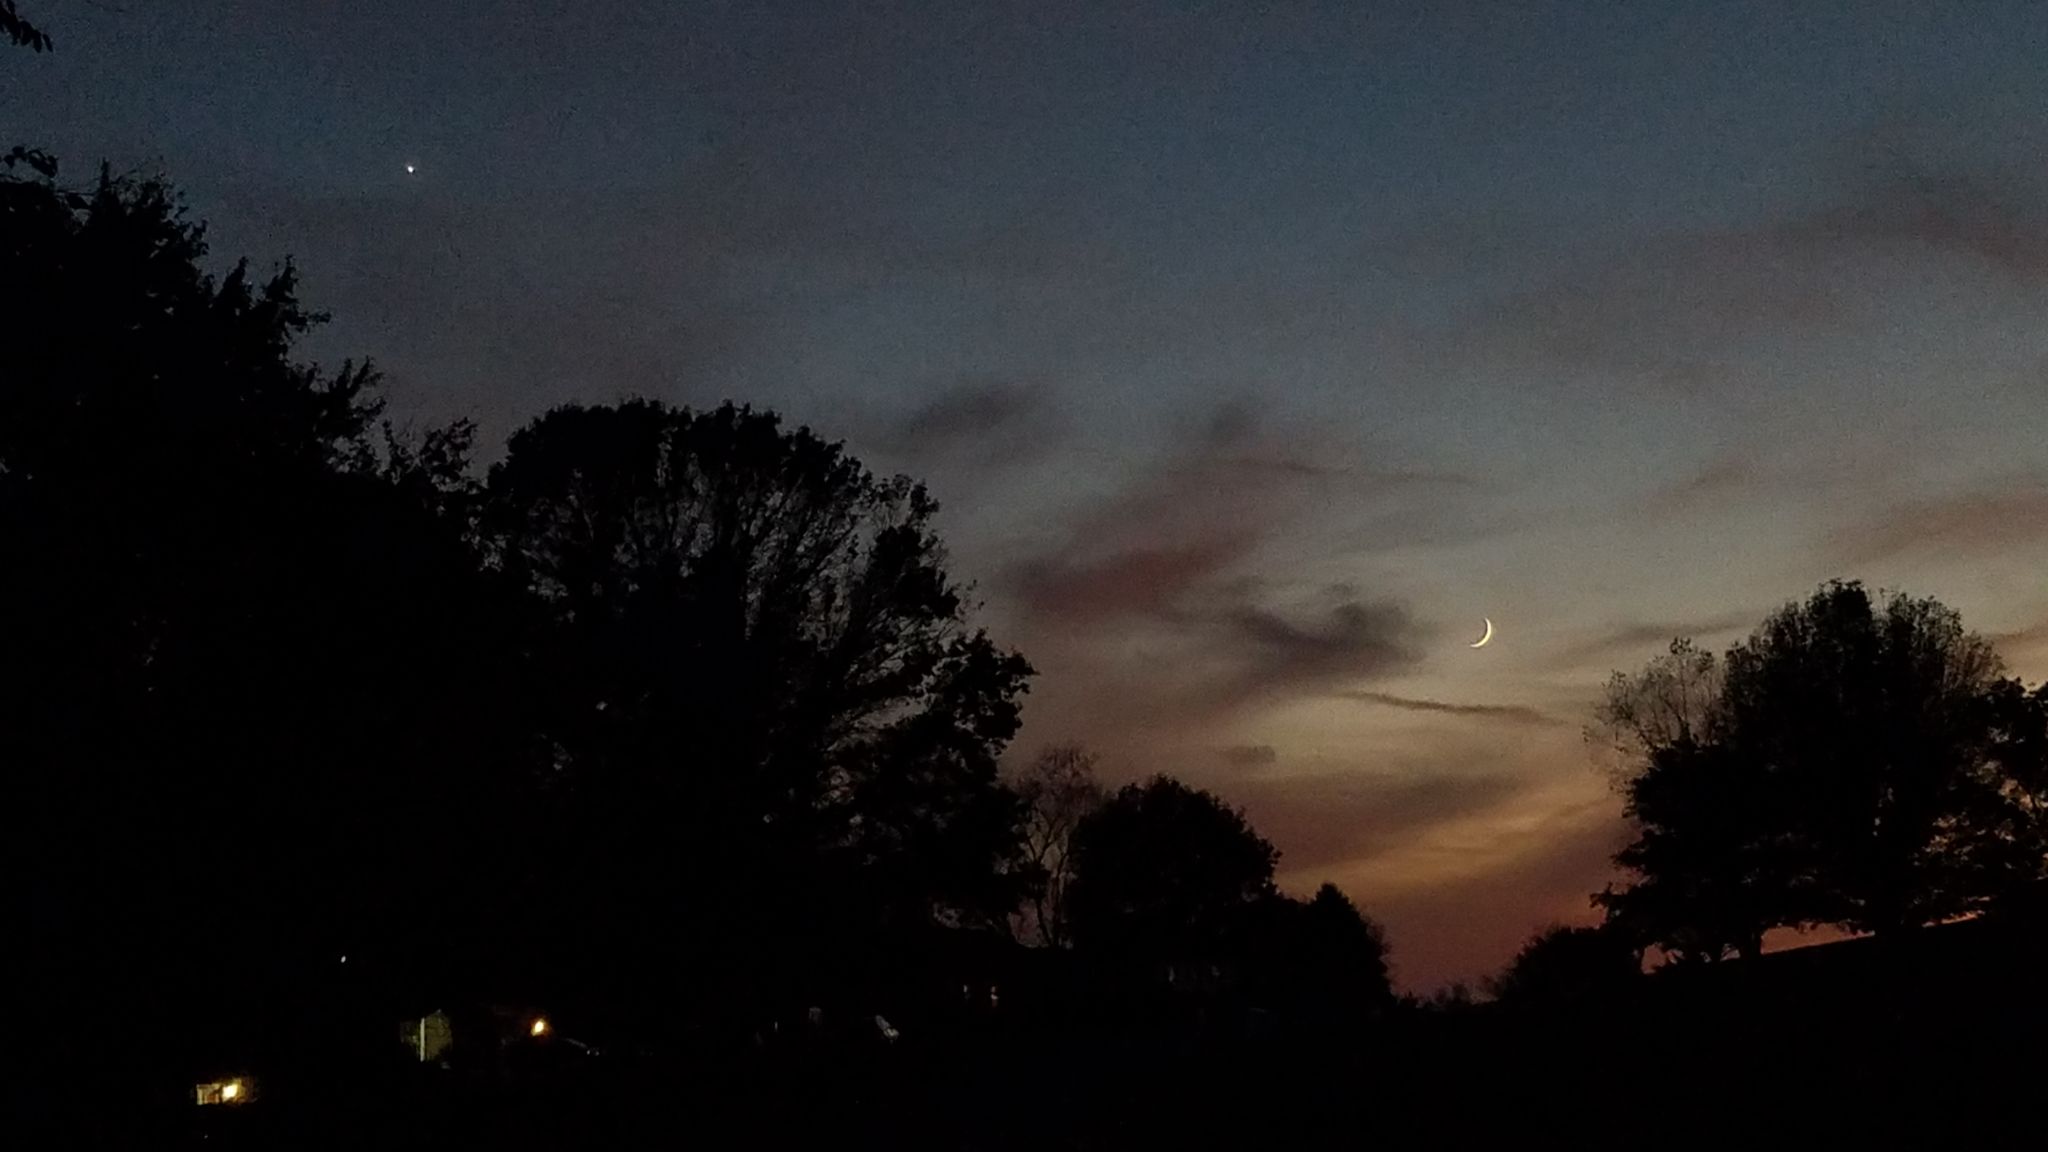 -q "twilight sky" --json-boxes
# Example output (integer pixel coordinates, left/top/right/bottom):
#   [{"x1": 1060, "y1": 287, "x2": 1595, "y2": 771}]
[{"x1": 13, "y1": 1, "x2": 2048, "y2": 989}]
